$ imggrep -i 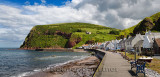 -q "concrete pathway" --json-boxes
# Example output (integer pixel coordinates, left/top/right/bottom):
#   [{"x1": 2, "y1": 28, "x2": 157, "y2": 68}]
[{"x1": 99, "y1": 50, "x2": 134, "y2": 77}]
